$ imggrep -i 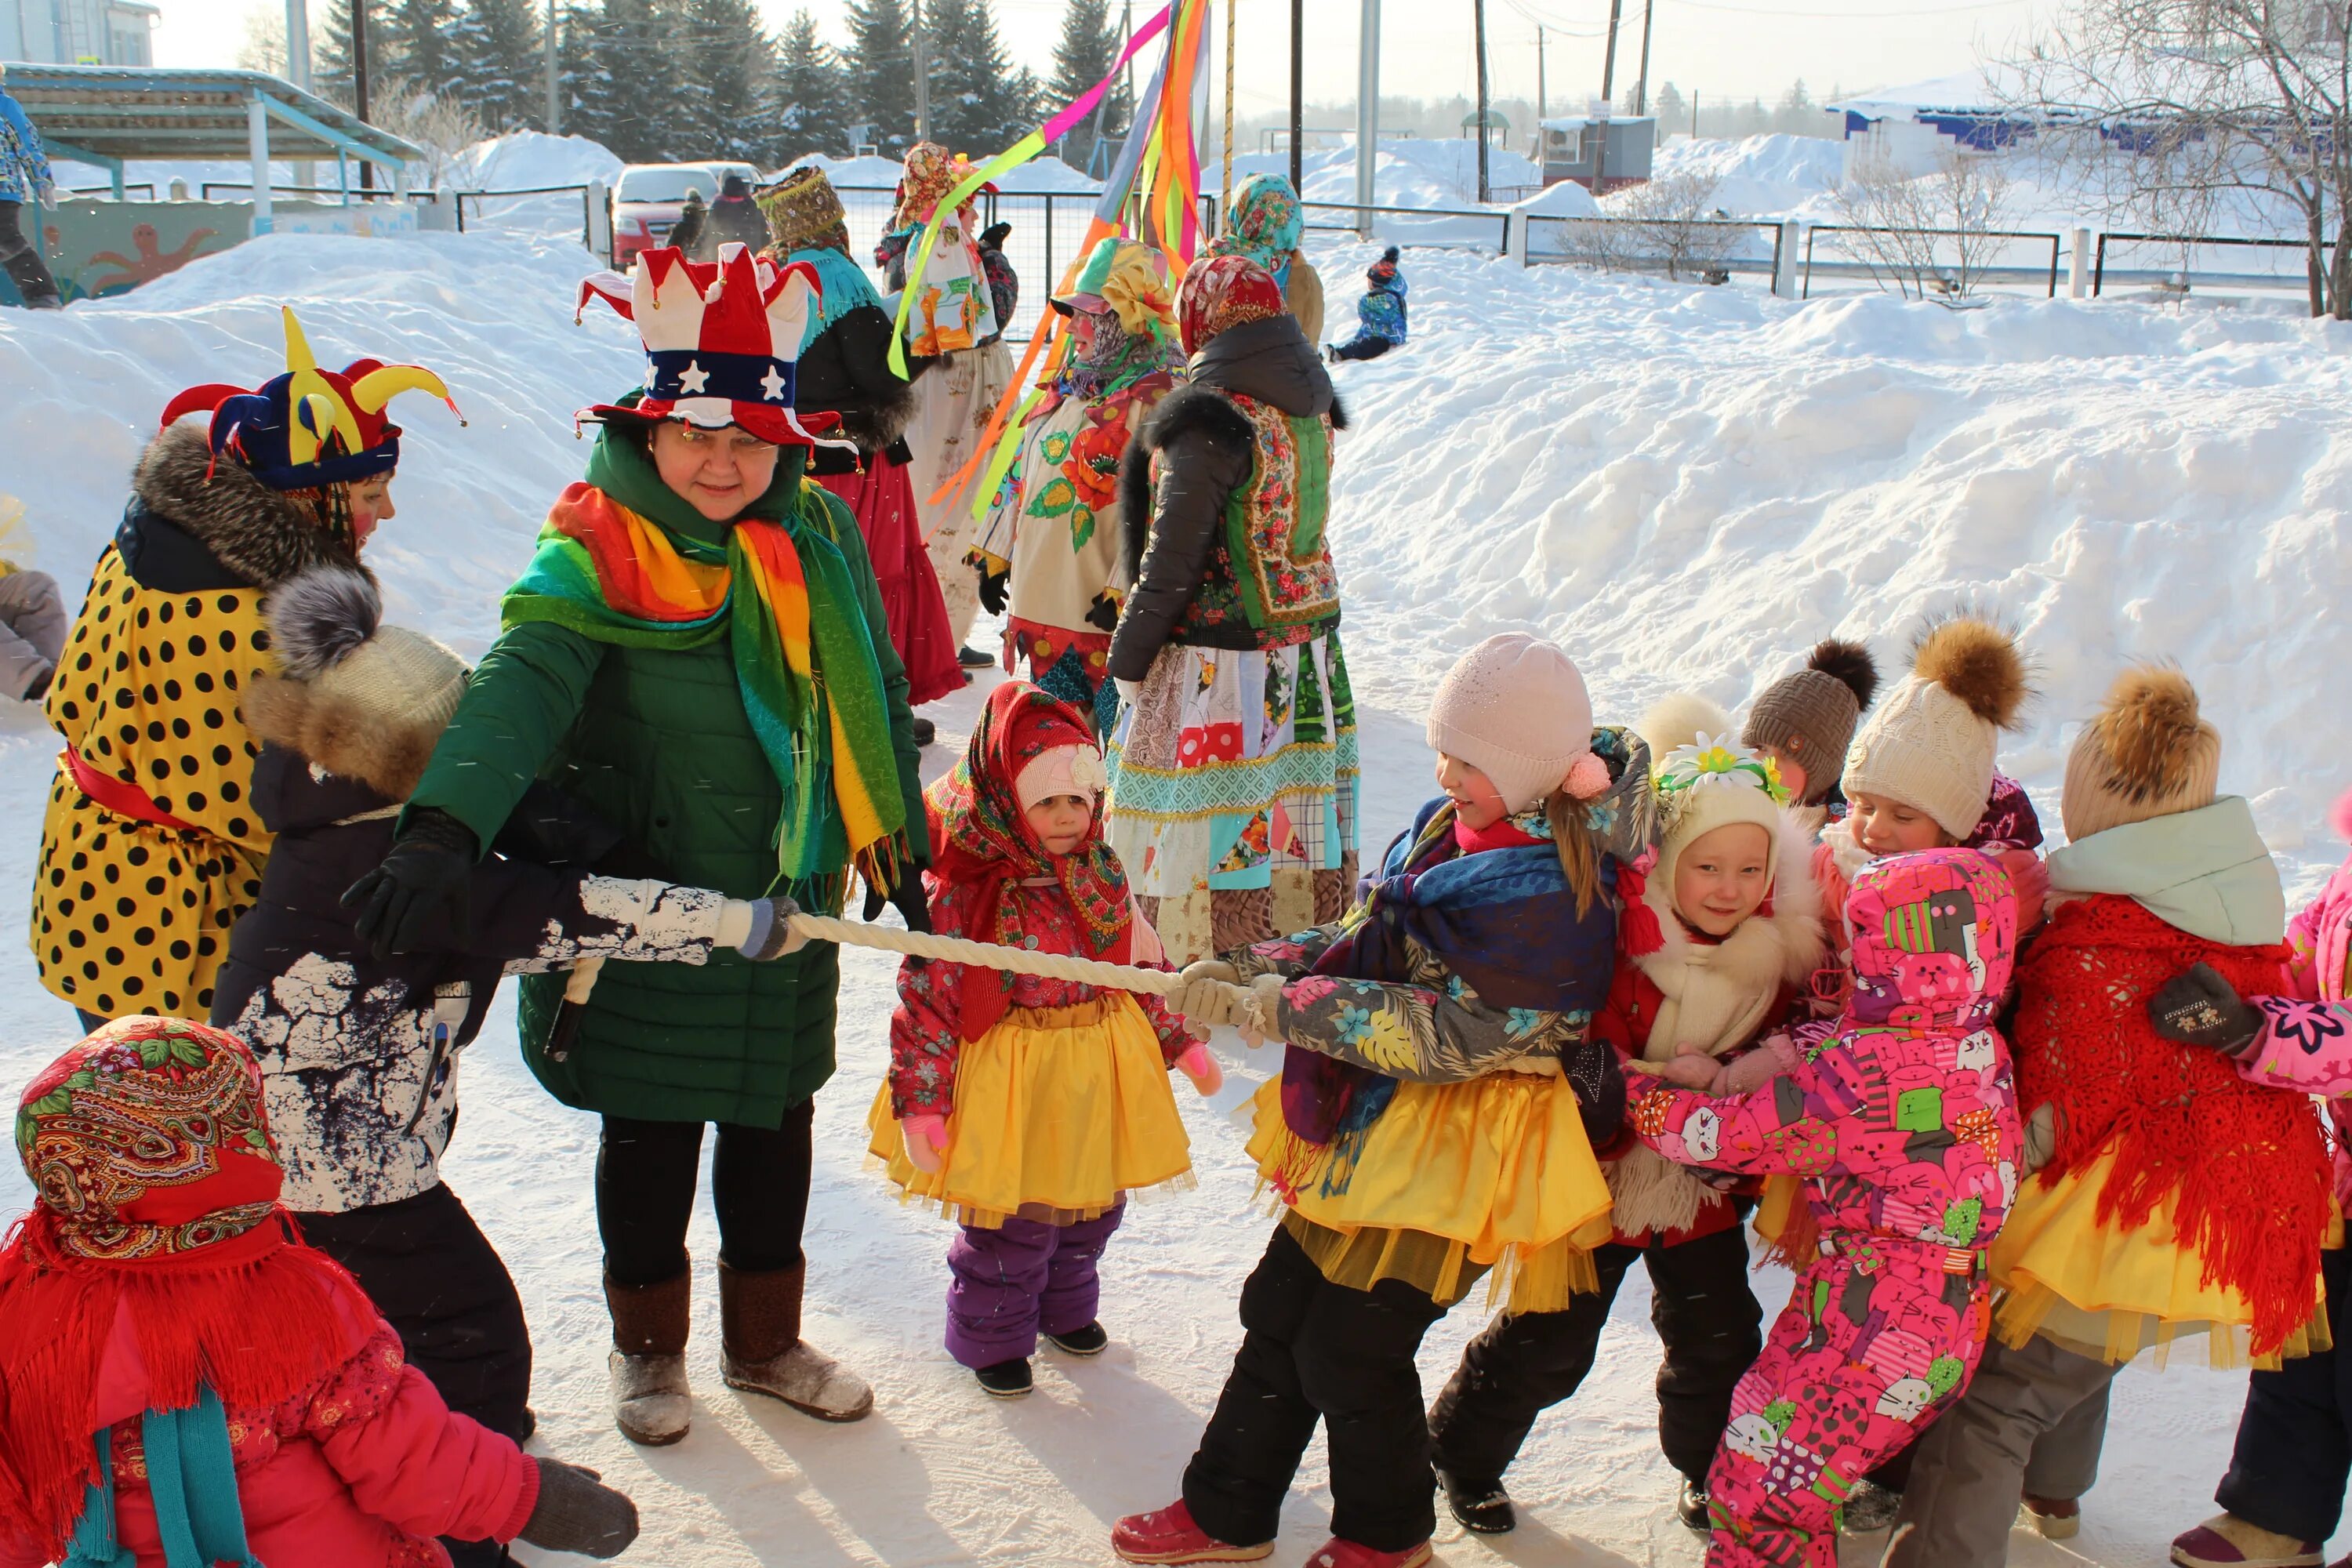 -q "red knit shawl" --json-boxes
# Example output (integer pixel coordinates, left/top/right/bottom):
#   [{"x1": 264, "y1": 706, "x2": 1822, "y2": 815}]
[{"x1": 2015, "y1": 894, "x2": 2321, "y2": 1355}]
